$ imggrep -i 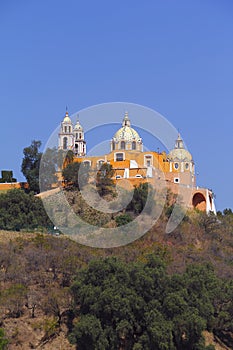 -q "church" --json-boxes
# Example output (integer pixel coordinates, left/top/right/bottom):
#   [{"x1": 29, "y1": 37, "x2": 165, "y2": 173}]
[{"x1": 58, "y1": 110, "x2": 216, "y2": 214}]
